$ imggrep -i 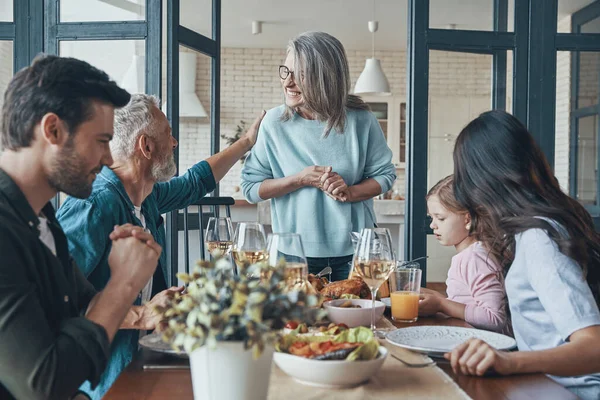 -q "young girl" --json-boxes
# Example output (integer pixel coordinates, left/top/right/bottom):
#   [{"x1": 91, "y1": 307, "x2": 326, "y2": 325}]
[
  {"x1": 420, "y1": 175, "x2": 510, "y2": 334},
  {"x1": 446, "y1": 110, "x2": 600, "y2": 400}
]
